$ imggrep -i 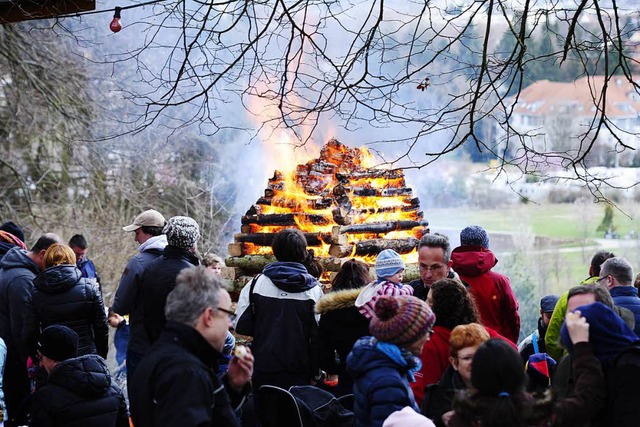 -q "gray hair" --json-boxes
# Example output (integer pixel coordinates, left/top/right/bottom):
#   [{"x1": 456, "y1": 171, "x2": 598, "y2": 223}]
[
  {"x1": 418, "y1": 233, "x2": 451, "y2": 263},
  {"x1": 600, "y1": 257, "x2": 634, "y2": 286},
  {"x1": 165, "y1": 266, "x2": 227, "y2": 326}
]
